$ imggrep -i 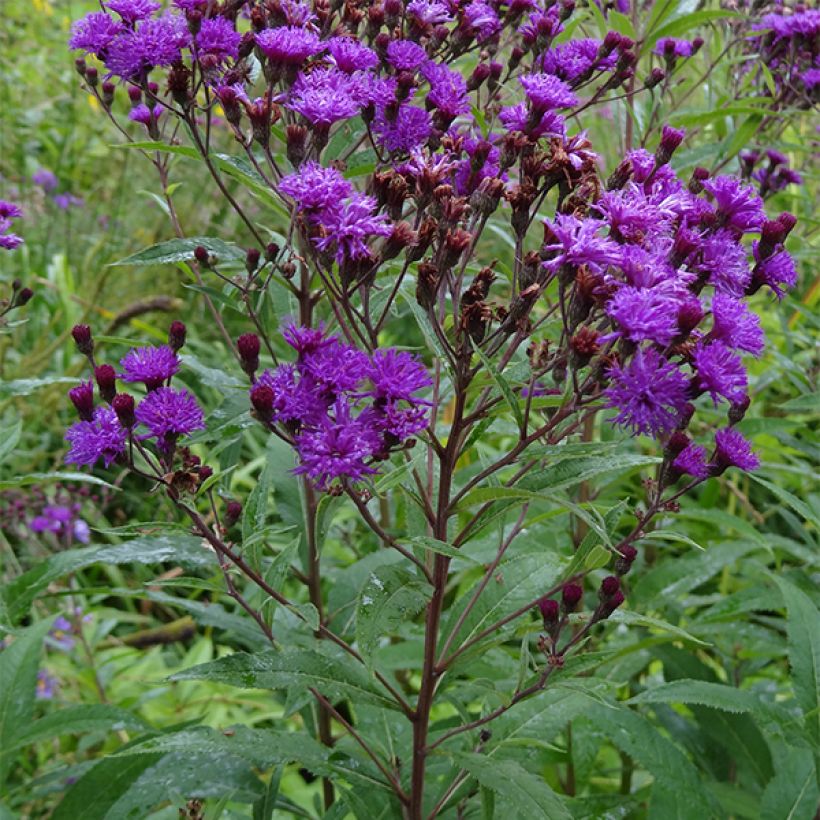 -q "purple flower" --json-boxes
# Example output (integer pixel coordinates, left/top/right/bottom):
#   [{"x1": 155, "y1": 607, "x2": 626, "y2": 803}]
[
  {"x1": 256, "y1": 365, "x2": 326, "y2": 426},
  {"x1": 407, "y1": 0, "x2": 454, "y2": 26},
  {"x1": 0, "y1": 202, "x2": 23, "y2": 250},
  {"x1": 519, "y1": 73, "x2": 578, "y2": 111},
  {"x1": 672, "y1": 442, "x2": 709, "y2": 479},
  {"x1": 287, "y1": 68, "x2": 362, "y2": 127},
  {"x1": 0, "y1": 232, "x2": 23, "y2": 250},
  {"x1": 606, "y1": 285, "x2": 680, "y2": 345},
  {"x1": 65, "y1": 406, "x2": 127, "y2": 468},
  {"x1": 120, "y1": 344, "x2": 179, "y2": 390},
  {"x1": 282, "y1": 322, "x2": 336, "y2": 358},
  {"x1": 710, "y1": 292, "x2": 764, "y2": 356},
  {"x1": 653, "y1": 37, "x2": 695, "y2": 58},
  {"x1": 300, "y1": 338, "x2": 371, "y2": 394},
  {"x1": 373, "y1": 104, "x2": 432, "y2": 154},
  {"x1": 32, "y1": 168, "x2": 58, "y2": 191},
  {"x1": 702, "y1": 176, "x2": 765, "y2": 233},
  {"x1": 752, "y1": 245, "x2": 797, "y2": 298},
  {"x1": 595, "y1": 183, "x2": 666, "y2": 242},
  {"x1": 713, "y1": 427, "x2": 759, "y2": 472},
  {"x1": 605, "y1": 347, "x2": 689, "y2": 437},
  {"x1": 700, "y1": 230, "x2": 751, "y2": 297},
  {"x1": 68, "y1": 12, "x2": 124, "y2": 54},
  {"x1": 36, "y1": 670, "x2": 58, "y2": 701},
  {"x1": 49, "y1": 615, "x2": 77, "y2": 652},
  {"x1": 691, "y1": 341, "x2": 747, "y2": 405},
  {"x1": 104, "y1": 14, "x2": 190, "y2": 79},
  {"x1": 30, "y1": 505, "x2": 89, "y2": 546},
  {"x1": 423, "y1": 62, "x2": 471, "y2": 118},
  {"x1": 367, "y1": 349, "x2": 432, "y2": 403},
  {"x1": 387, "y1": 40, "x2": 428, "y2": 71},
  {"x1": 378, "y1": 403, "x2": 429, "y2": 441},
  {"x1": 453, "y1": 137, "x2": 501, "y2": 196},
  {"x1": 294, "y1": 399, "x2": 382, "y2": 488},
  {"x1": 541, "y1": 39, "x2": 616, "y2": 81},
  {"x1": 195, "y1": 17, "x2": 241, "y2": 61},
  {"x1": 463, "y1": 1, "x2": 501, "y2": 41},
  {"x1": 135, "y1": 386, "x2": 205, "y2": 446},
  {"x1": 254, "y1": 26, "x2": 321, "y2": 66},
  {"x1": 128, "y1": 103, "x2": 163, "y2": 126},
  {"x1": 542, "y1": 213, "x2": 622, "y2": 273},
  {"x1": 499, "y1": 104, "x2": 566, "y2": 139},
  {"x1": 313, "y1": 193, "x2": 391, "y2": 262},
  {"x1": 325, "y1": 37, "x2": 379, "y2": 73},
  {"x1": 280, "y1": 162, "x2": 353, "y2": 213},
  {"x1": 104, "y1": 0, "x2": 161, "y2": 23},
  {"x1": 53, "y1": 193, "x2": 84, "y2": 210},
  {"x1": 0, "y1": 201, "x2": 23, "y2": 219}
]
